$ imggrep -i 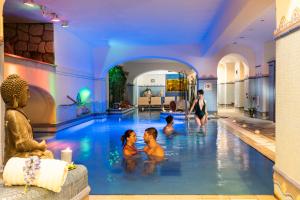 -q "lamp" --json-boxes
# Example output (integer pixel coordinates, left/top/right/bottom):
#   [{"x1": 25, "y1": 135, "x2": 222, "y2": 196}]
[
  {"x1": 23, "y1": 0, "x2": 36, "y2": 7},
  {"x1": 61, "y1": 20, "x2": 69, "y2": 28},
  {"x1": 51, "y1": 14, "x2": 60, "y2": 22}
]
